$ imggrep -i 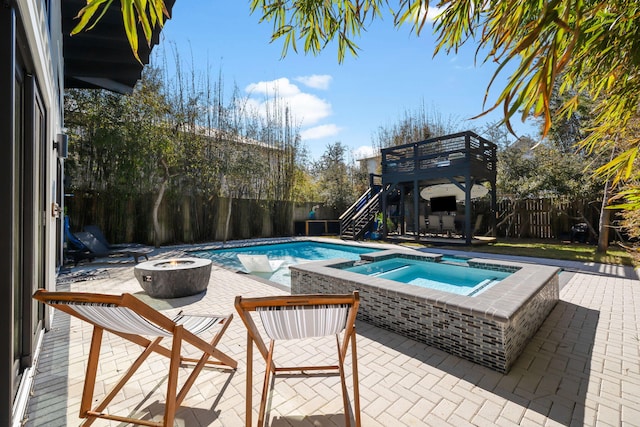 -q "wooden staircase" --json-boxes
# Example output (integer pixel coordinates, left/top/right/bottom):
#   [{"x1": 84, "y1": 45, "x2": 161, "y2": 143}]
[{"x1": 340, "y1": 186, "x2": 383, "y2": 240}]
